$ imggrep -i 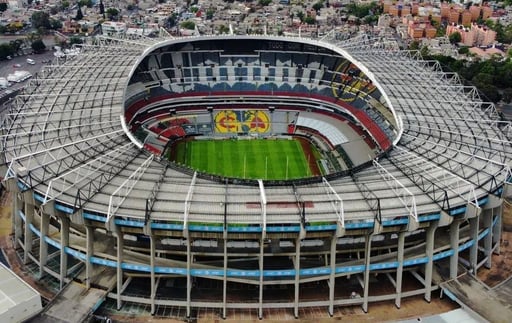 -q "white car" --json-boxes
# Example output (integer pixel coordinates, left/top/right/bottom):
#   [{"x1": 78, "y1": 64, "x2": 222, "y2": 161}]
[{"x1": 26, "y1": 58, "x2": 35, "y2": 65}]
